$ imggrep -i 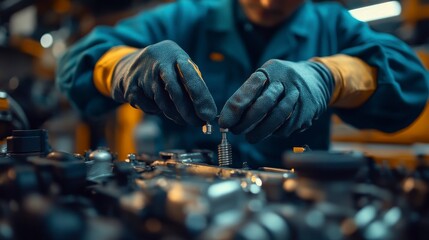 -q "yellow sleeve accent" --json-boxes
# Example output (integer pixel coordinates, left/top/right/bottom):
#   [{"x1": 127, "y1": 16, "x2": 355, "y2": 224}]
[
  {"x1": 0, "y1": 98, "x2": 9, "y2": 110},
  {"x1": 312, "y1": 54, "x2": 378, "y2": 108},
  {"x1": 93, "y1": 46, "x2": 138, "y2": 97}
]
